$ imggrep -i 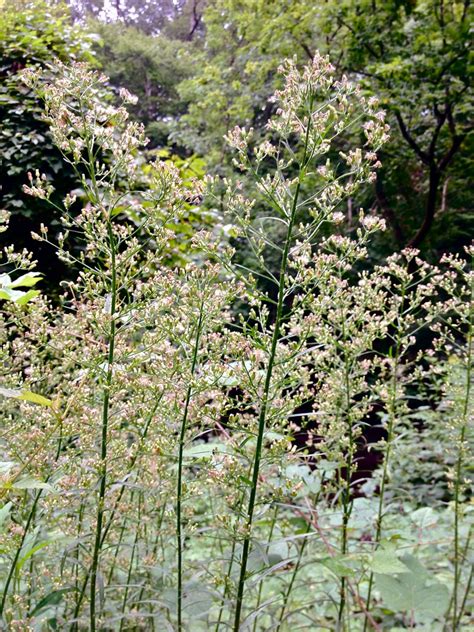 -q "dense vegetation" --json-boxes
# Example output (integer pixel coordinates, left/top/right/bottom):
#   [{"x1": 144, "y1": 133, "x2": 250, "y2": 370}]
[{"x1": 0, "y1": 1, "x2": 472, "y2": 630}]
